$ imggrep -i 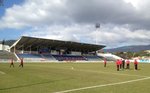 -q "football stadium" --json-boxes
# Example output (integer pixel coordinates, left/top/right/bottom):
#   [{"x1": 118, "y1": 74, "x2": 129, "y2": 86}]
[{"x1": 0, "y1": 36, "x2": 150, "y2": 93}]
